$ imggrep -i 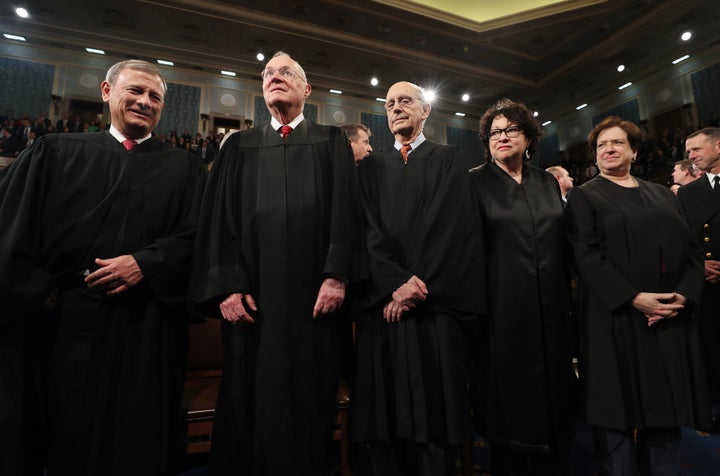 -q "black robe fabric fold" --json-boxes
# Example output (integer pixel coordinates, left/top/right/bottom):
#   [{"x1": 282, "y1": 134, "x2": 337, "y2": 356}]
[
  {"x1": 349, "y1": 141, "x2": 485, "y2": 446},
  {"x1": 470, "y1": 162, "x2": 576, "y2": 454},
  {"x1": 567, "y1": 176, "x2": 710, "y2": 432},
  {"x1": 0, "y1": 132, "x2": 206, "y2": 476},
  {"x1": 190, "y1": 120, "x2": 364, "y2": 476}
]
